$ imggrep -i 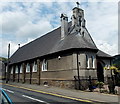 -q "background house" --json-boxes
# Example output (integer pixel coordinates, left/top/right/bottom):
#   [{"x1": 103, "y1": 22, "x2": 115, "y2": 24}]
[
  {"x1": 0, "y1": 57, "x2": 7, "y2": 80},
  {"x1": 7, "y1": 4, "x2": 113, "y2": 90}
]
